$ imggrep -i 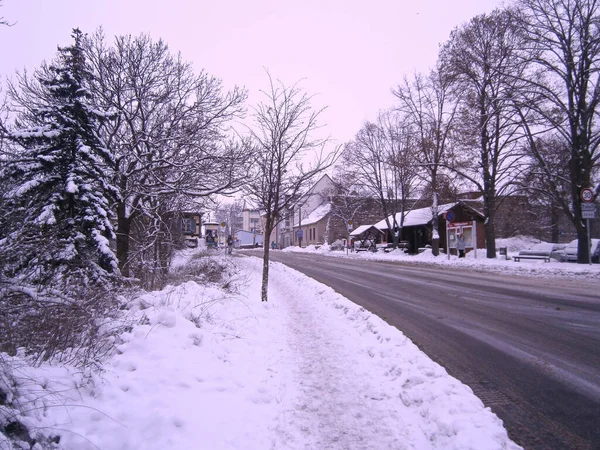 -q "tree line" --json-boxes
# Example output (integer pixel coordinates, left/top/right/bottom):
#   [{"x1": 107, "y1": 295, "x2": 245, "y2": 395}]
[
  {"x1": 0, "y1": 29, "x2": 257, "y2": 362},
  {"x1": 337, "y1": 0, "x2": 600, "y2": 262}
]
